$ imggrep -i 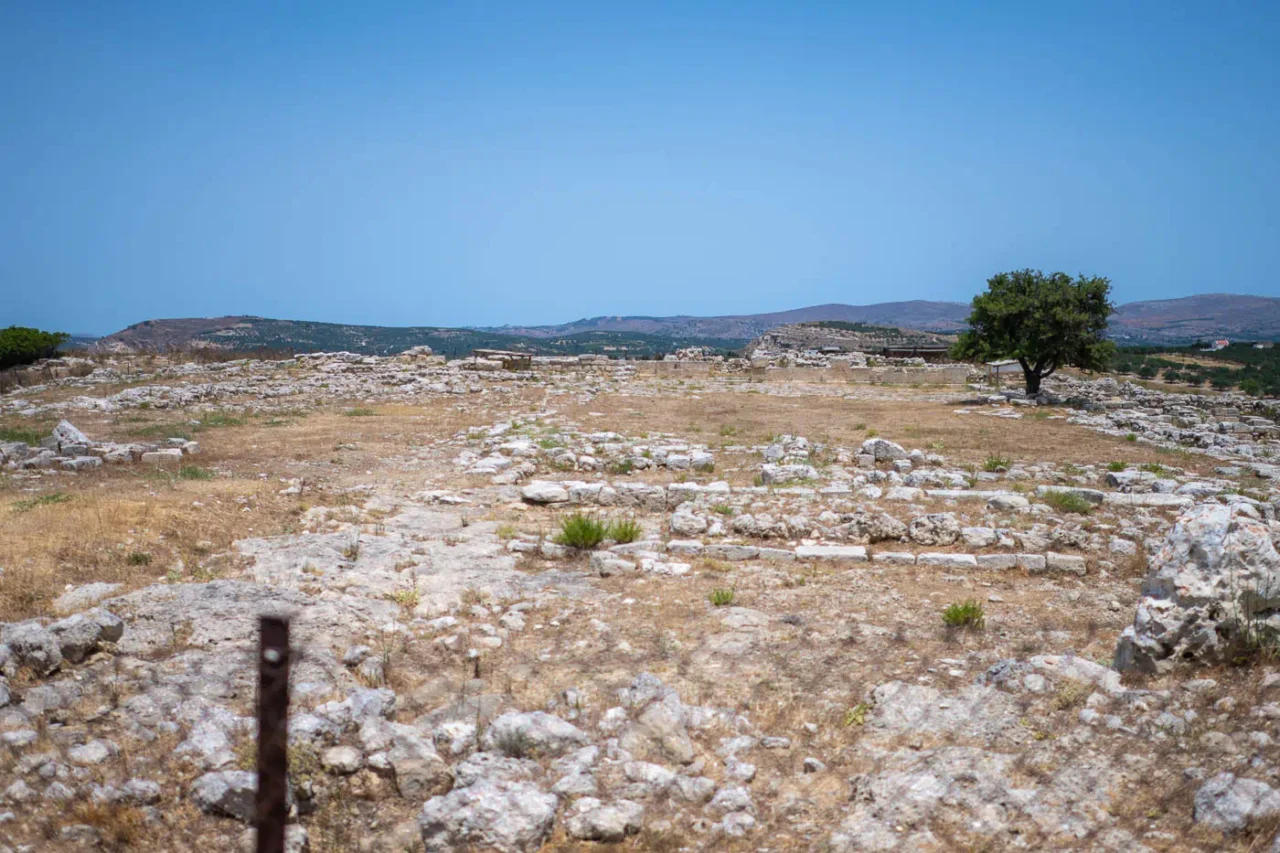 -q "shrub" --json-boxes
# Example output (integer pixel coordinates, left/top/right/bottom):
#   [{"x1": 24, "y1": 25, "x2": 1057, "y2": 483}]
[
  {"x1": 605, "y1": 518, "x2": 642, "y2": 544},
  {"x1": 126, "y1": 551, "x2": 152, "y2": 566},
  {"x1": 983, "y1": 454, "x2": 1012, "y2": 472},
  {"x1": 941, "y1": 599, "x2": 985, "y2": 630},
  {"x1": 555, "y1": 514, "x2": 607, "y2": 549},
  {"x1": 1043, "y1": 490, "x2": 1093, "y2": 515},
  {"x1": 1125, "y1": 433, "x2": 1138, "y2": 442},
  {"x1": 709, "y1": 588, "x2": 735, "y2": 607},
  {"x1": 1106, "y1": 461, "x2": 1126, "y2": 472},
  {"x1": 0, "y1": 326, "x2": 69, "y2": 370}
]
